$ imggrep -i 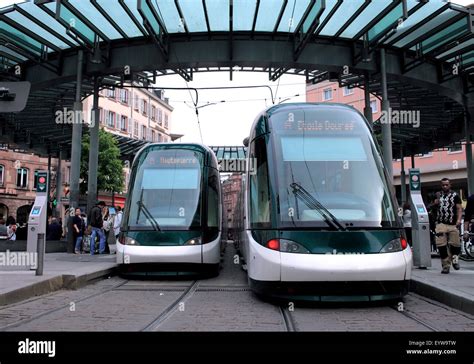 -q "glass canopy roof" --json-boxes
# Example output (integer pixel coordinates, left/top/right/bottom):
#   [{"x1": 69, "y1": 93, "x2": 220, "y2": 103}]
[{"x1": 0, "y1": 0, "x2": 472, "y2": 74}]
